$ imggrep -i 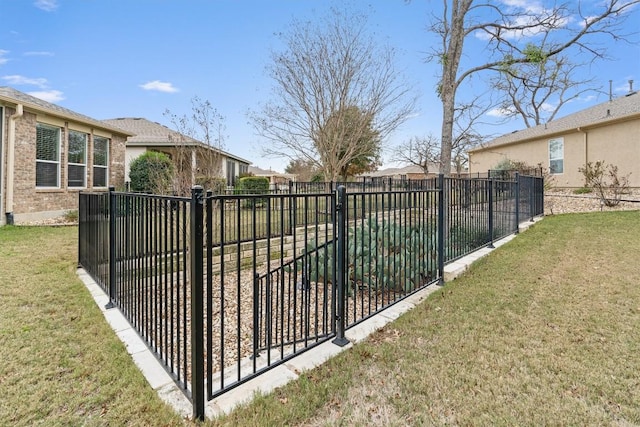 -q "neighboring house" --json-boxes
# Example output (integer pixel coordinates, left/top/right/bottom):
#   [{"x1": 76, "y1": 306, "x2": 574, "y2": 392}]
[
  {"x1": 360, "y1": 164, "x2": 431, "y2": 180},
  {"x1": 359, "y1": 163, "x2": 461, "y2": 181},
  {"x1": 102, "y1": 118, "x2": 250, "y2": 189},
  {"x1": 247, "y1": 165, "x2": 295, "y2": 190},
  {"x1": 0, "y1": 87, "x2": 130, "y2": 225},
  {"x1": 469, "y1": 91, "x2": 640, "y2": 187}
]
